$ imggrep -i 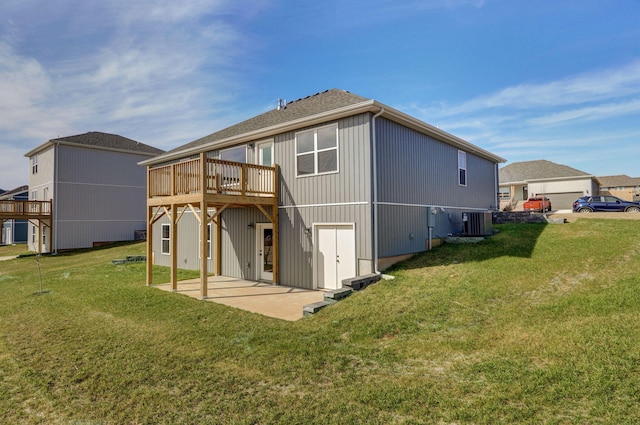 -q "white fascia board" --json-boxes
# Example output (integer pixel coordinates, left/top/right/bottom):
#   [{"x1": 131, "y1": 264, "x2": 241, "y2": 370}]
[
  {"x1": 378, "y1": 105, "x2": 507, "y2": 164},
  {"x1": 24, "y1": 141, "x2": 54, "y2": 158},
  {"x1": 25, "y1": 140, "x2": 159, "y2": 159},
  {"x1": 140, "y1": 100, "x2": 378, "y2": 166},
  {"x1": 499, "y1": 180, "x2": 528, "y2": 186},
  {"x1": 140, "y1": 98, "x2": 506, "y2": 167},
  {"x1": 525, "y1": 175, "x2": 595, "y2": 183}
]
